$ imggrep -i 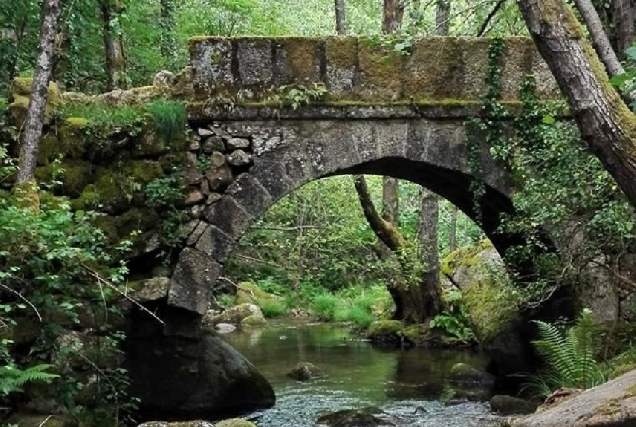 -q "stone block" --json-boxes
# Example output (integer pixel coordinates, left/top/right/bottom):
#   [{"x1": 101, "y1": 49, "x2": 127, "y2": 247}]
[
  {"x1": 248, "y1": 160, "x2": 296, "y2": 200},
  {"x1": 236, "y1": 38, "x2": 273, "y2": 86},
  {"x1": 273, "y1": 38, "x2": 323, "y2": 85},
  {"x1": 194, "y1": 225, "x2": 235, "y2": 263},
  {"x1": 460, "y1": 38, "x2": 490, "y2": 100},
  {"x1": 226, "y1": 174, "x2": 273, "y2": 217},
  {"x1": 403, "y1": 38, "x2": 464, "y2": 100},
  {"x1": 168, "y1": 248, "x2": 220, "y2": 314},
  {"x1": 189, "y1": 37, "x2": 234, "y2": 96},
  {"x1": 500, "y1": 38, "x2": 535, "y2": 100},
  {"x1": 325, "y1": 36, "x2": 357, "y2": 96},
  {"x1": 202, "y1": 195, "x2": 252, "y2": 238},
  {"x1": 355, "y1": 37, "x2": 402, "y2": 100}
]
